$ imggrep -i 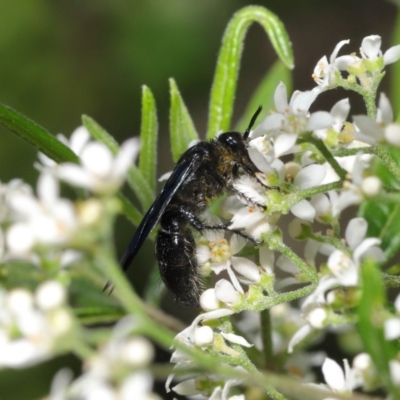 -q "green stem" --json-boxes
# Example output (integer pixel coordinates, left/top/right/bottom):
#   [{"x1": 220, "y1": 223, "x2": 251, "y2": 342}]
[
  {"x1": 330, "y1": 144, "x2": 400, "y2": 184},
  {"x1": 330, "y1": 147, "x2": 374, "y2": 158},
  {"x1": 96, "y1": 248, "x2": 185, "y2": 333},
  {"x1": 308, "y1": 232, "x2": 350, "y2": 254},
  {"x1": 260, "y1": 308, "x2": 275, "y2": 370},
  {"x1": 240, "y1": 283, "x2": 317, "y2": 313},
  {"x1": 302, "y1": 135, "x2": 347, "y2": 180},
  {"x1": 267, "y1": 231, "x2": 318, "y2": 283},
  {"x1": 285, "y1": 181, "x2": 343, "y2": 211}
]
